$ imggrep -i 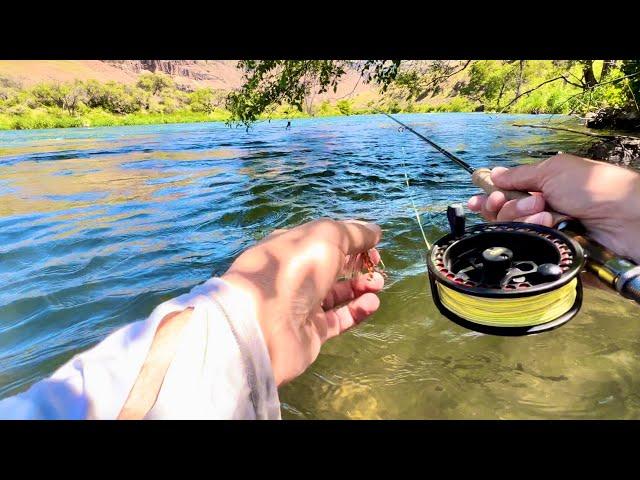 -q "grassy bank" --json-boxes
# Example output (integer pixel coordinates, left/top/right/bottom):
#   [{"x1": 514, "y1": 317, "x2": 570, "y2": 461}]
[
  {"x1": 0, "y1": 108, "x2": 231, "y2": 130},
  {"x1": 0, "y1": 104, "x2": 483, "y2": 131},
  {"x1": 0, "y1": 95, "x2": 585, "y2": 131},
  {"x1": 0, "y1": 97, "x2": 567, "y2": 131}
]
